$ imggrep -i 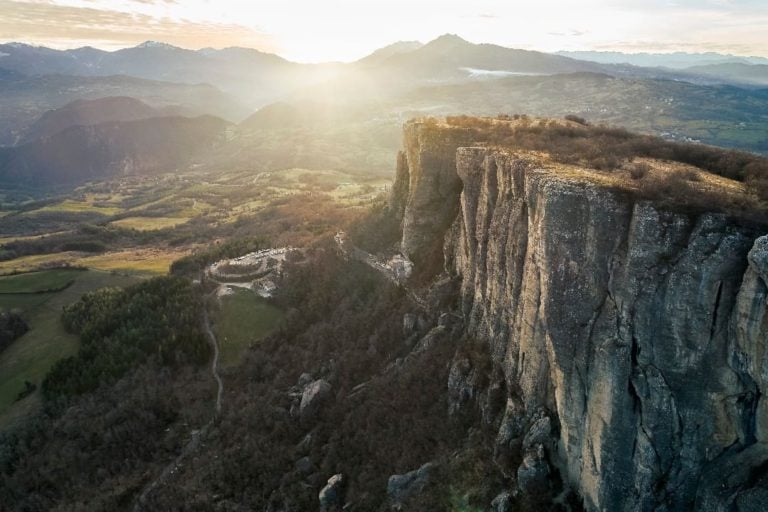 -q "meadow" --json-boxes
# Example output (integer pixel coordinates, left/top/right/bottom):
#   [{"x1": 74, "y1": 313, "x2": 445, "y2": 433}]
[
  {"x1": 0, "y1": 270, "x2": 139, "y2": 428},
  {"x1": 212, "y1": 288, "x2": 285, "y2": 369},
  {"x1": 0, "y1": 268, "x2": 83, "y2": 294}
]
